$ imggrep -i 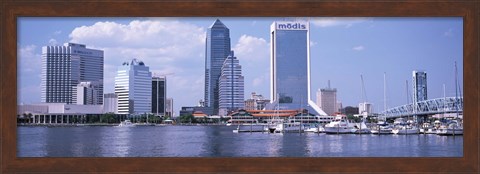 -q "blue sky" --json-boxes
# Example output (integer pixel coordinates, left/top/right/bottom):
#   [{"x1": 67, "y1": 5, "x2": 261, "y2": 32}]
[{"x1": 18, "y1": 17, "x2": 463, "y2": 115}]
